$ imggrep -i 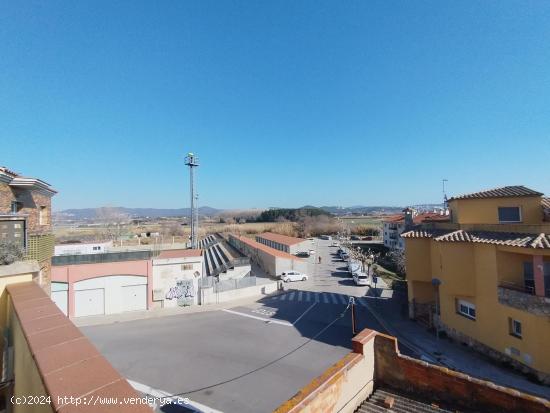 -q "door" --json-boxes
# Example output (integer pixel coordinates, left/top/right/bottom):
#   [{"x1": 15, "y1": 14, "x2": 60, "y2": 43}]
[
  {"x1": 75, "y1": 289, "x2": 105, "y2": 317},
  {"x1": 121, "y1": 284, "x2": 146, "y2": 312},
  {"x1": 51, "y1": 290, "x2": 68, "y2": 316}
]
